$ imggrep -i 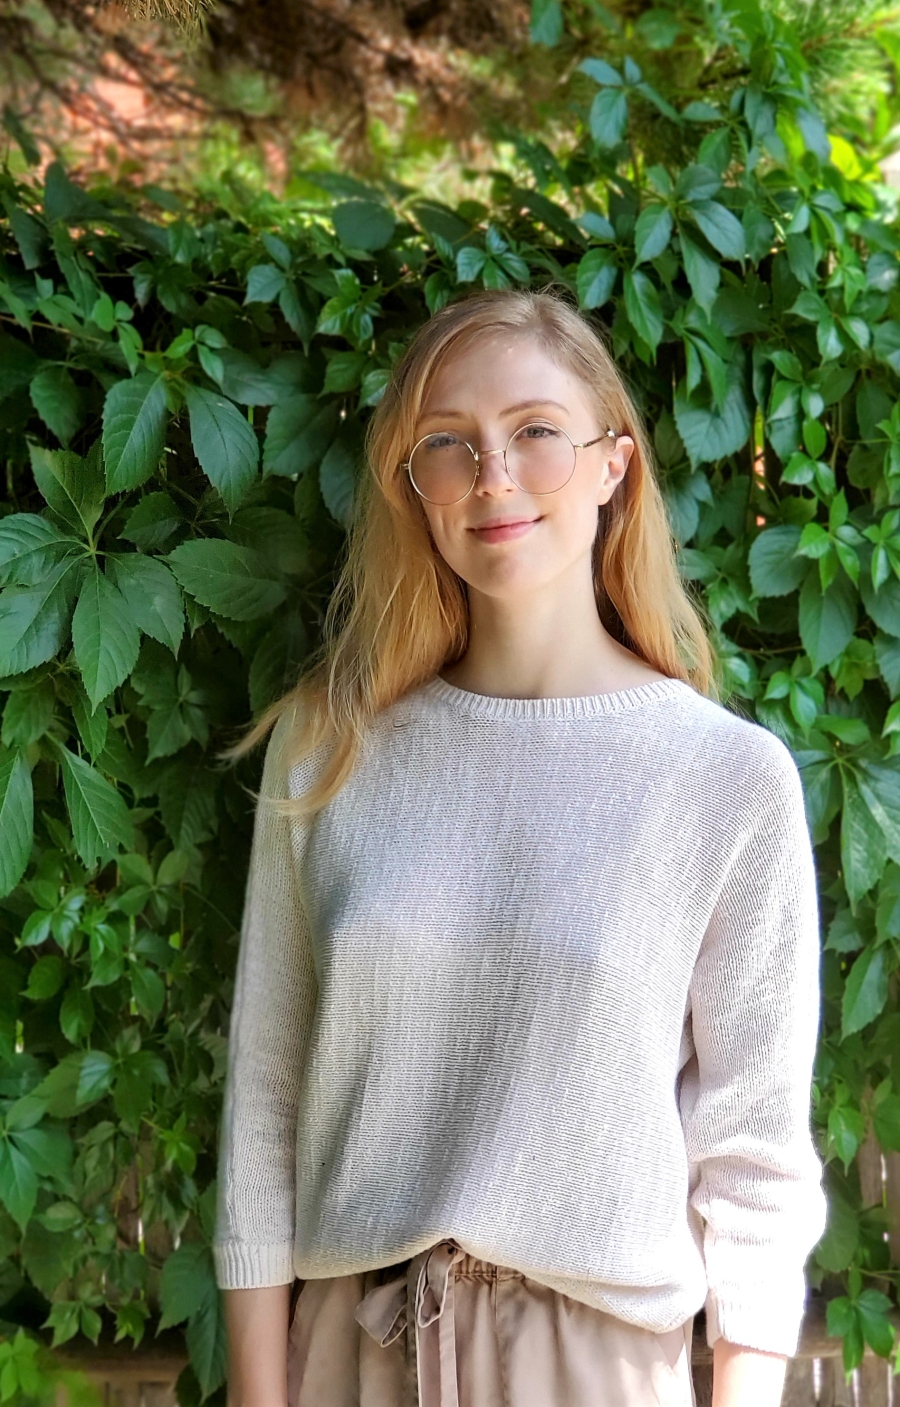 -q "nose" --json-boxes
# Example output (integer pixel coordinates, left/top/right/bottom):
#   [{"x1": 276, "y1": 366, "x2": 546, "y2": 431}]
[{"x1": 473, "y1": 445, "x2": 514, "y2": 490}]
